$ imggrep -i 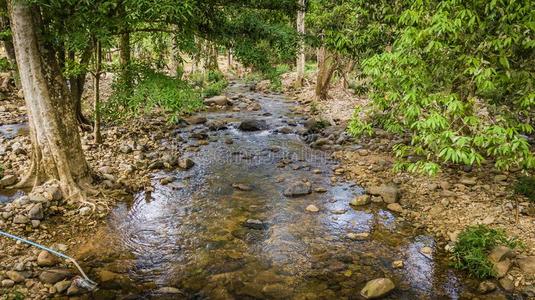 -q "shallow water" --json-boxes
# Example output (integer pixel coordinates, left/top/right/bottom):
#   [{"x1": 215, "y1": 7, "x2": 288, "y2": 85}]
[
  {"x1": 100, "y1": 83, "x2": 493, "y2": 299},
  {"x1": 0, "y1": 122, "x2": 28, "y2": 139}
]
